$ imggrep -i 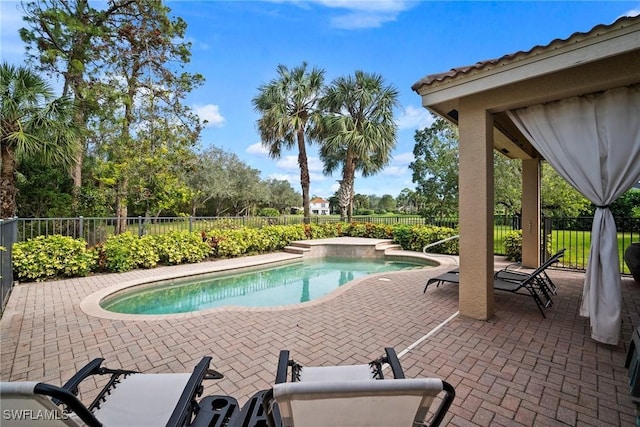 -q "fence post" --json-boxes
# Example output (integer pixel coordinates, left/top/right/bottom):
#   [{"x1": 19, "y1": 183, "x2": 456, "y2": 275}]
[
  {"x1": 138, "y1": 216, "x2": 143, "y2": 237},
  {"x1": 78, "y1": 216, "x2": 84, "y2": 240},
  {"x1": 541, "y1": 217, "x2": 552, "y2": 261},
  {"x1": 189, "y1": 216, "x2": 193, "y2": 233}
]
